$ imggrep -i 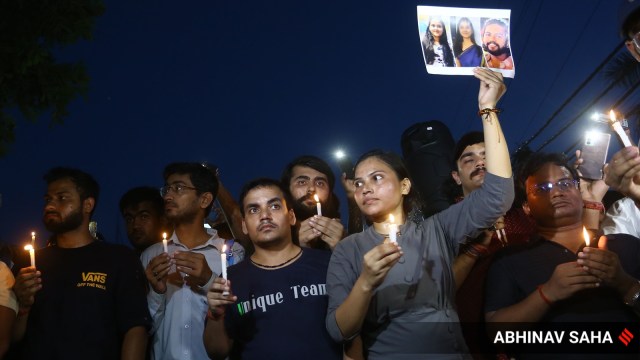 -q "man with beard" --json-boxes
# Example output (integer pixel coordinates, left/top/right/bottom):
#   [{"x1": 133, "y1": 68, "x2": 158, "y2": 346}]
[
  {"x1": 12, "y1": 167, "x2": 150, "y2": 360},
  {"x1": 481, "y1": 18, "x2": 514, "y2": 70},
  {"x1": 141, "y1": 162, "x2": 243, "y2": 360},
  {"x1": 203, "y1": 178, "x2": 341, "y2": 359},
  {"x1": 120, "y1": 186, "x2": 168, "y2": 254},
  {"x1": 281, "y1": 155, "x2": 345, "y2": 250}
]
